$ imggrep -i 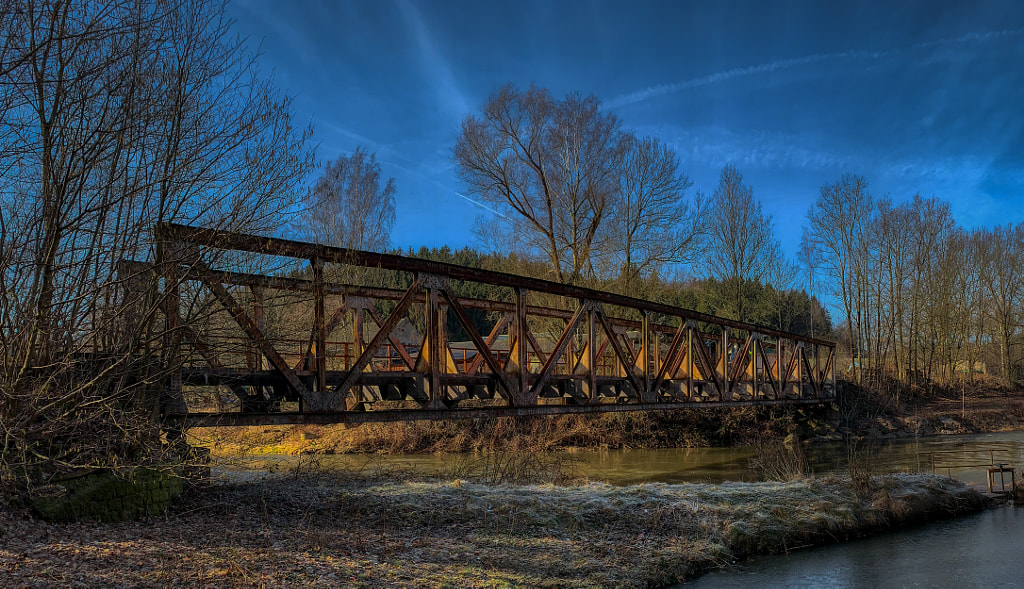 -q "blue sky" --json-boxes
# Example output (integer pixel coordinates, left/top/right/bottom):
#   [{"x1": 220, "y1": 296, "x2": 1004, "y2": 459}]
[{"x1": 228, "y1": 0, "x2": 1024, "y2": 262}]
